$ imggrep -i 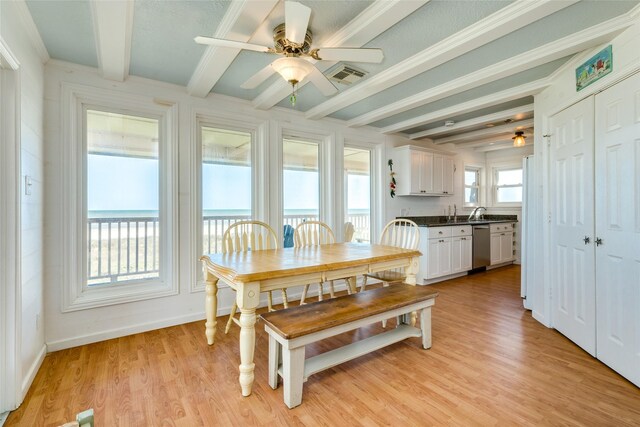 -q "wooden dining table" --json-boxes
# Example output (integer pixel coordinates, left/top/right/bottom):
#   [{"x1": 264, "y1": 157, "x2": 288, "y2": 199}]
[{"x1": 200, "y1": 242, "x2": 421, "y2": 396}]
